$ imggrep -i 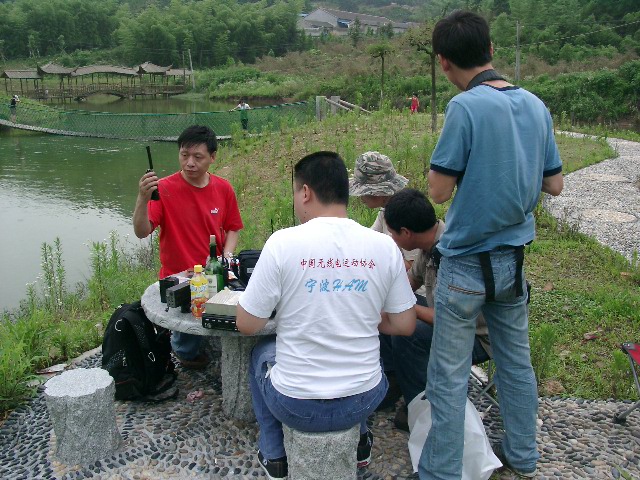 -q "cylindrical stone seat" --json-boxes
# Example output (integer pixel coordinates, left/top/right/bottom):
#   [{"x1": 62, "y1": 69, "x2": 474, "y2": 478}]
[
  {"x1": 282, "y1": 424, "x2": 359, "y2": 480},
  {"x1": 44, "y1": 368, "x2": 122, "y2": 465}
]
